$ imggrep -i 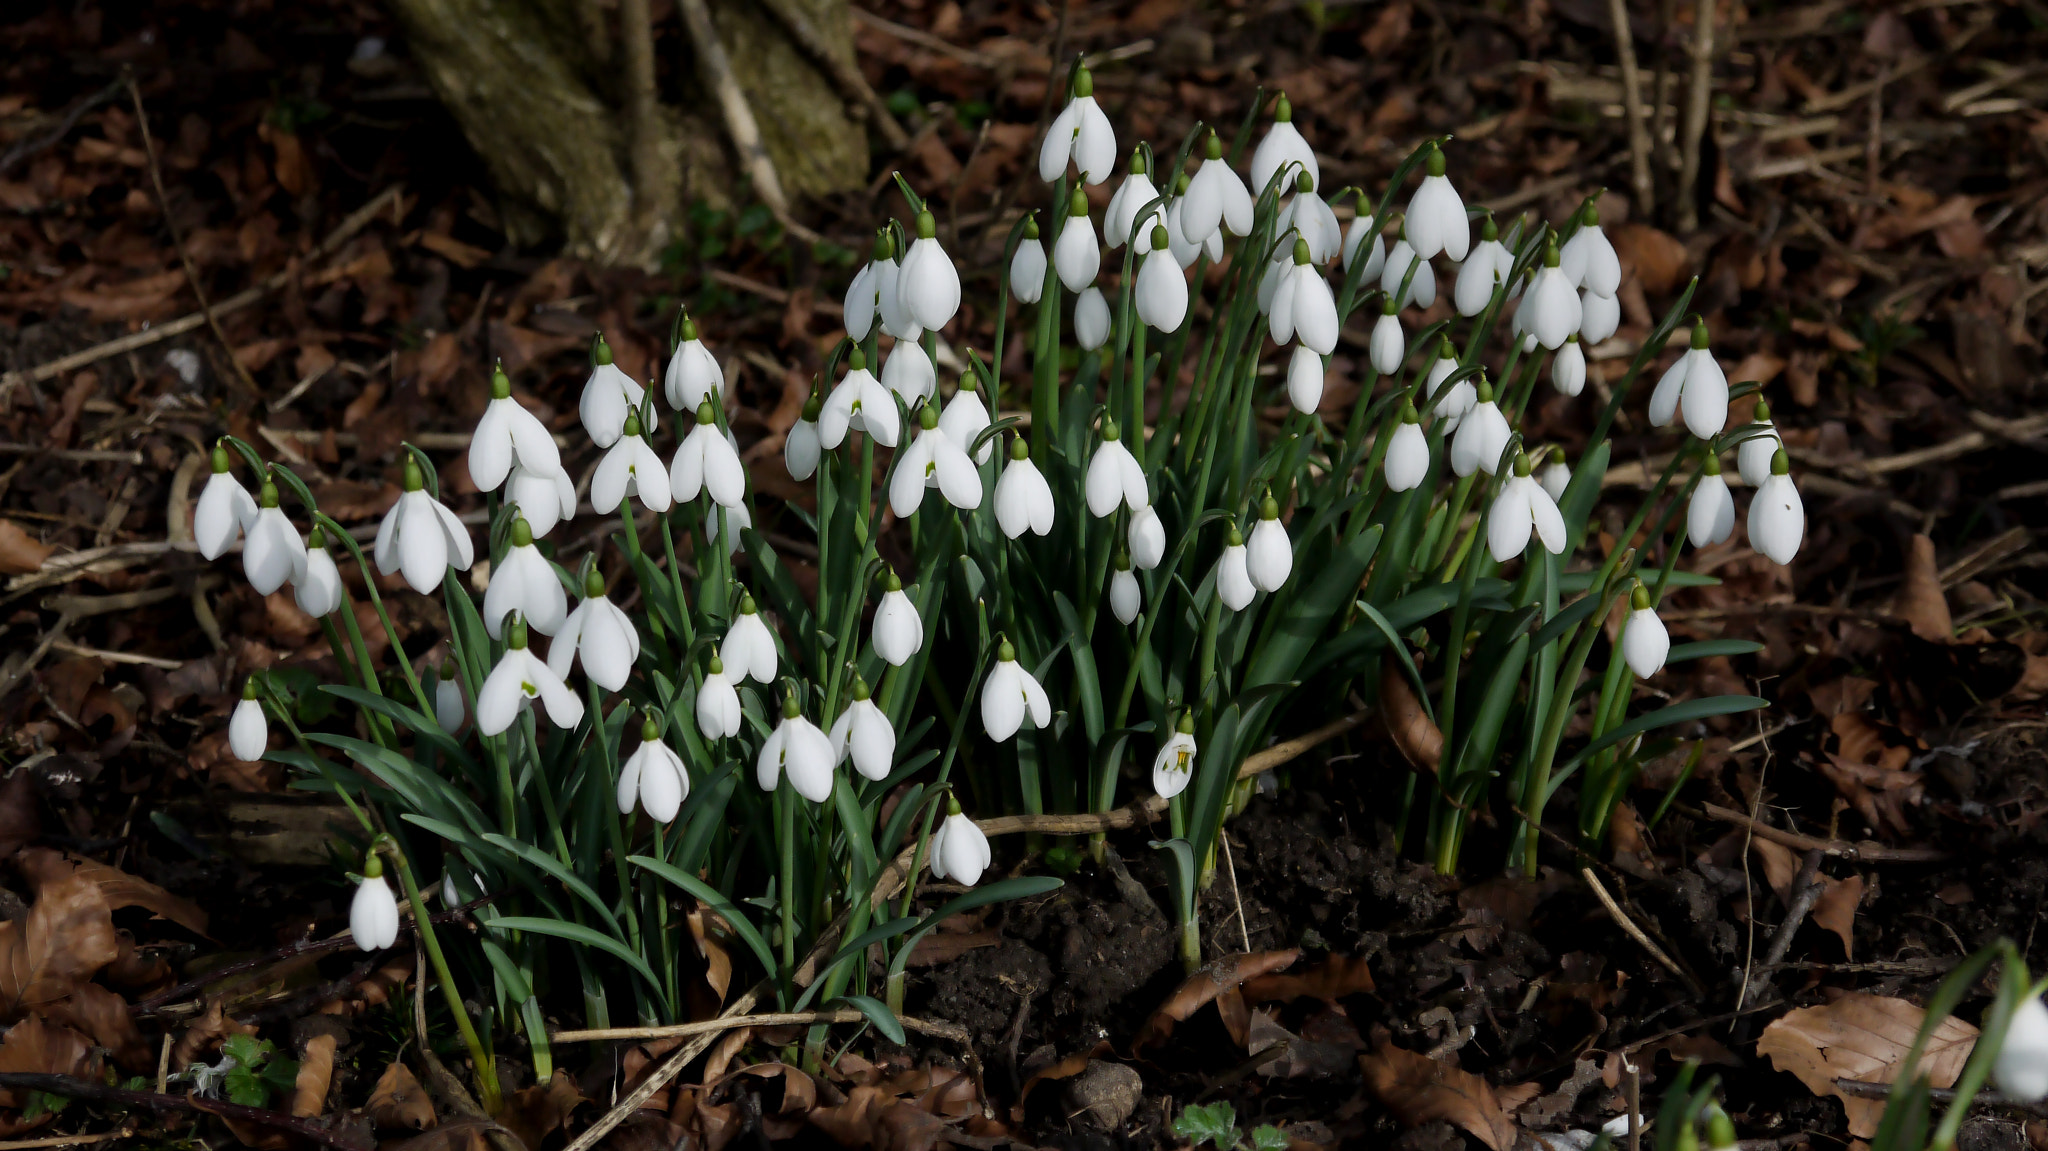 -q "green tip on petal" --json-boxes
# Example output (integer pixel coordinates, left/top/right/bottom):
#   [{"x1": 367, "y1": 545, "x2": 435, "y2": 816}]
[
  {"x1": 1399, "y1": 400, "x2": 1419, "y2": 424},
  {"x1": 848, "y1": 347, "x2": 867, "y2": 372},
  {"x1": 592, "y1": 333, "x2": 613, "y2": 366},
  {"x1": 583, "y1": 568, "x2": 606, "y2": 598},
  {"x1": 802, "y1": 391, "x2": 823, "y2": 421},
  {"x1": 916, "y1": 210, "x2": 937, "y2": 239},
  {"x1": 1513, "y1": 451, "x2": 1532, "y2": 477},
  {"x1": 1024, "y1": 213, "x2": 1040, "y2": 240},
  {"x1": 1424, "y1": 141, "x2": 1446, "y2": 177},
  {"x1": 1226, "y1": 525, "x2": 1244, "y2": 548},
  {"x1": 1581, "y1": 202, "x2": 1601, "y2": 228},
  {"x1": 739, "y1": 593, "x2": 758, "y2": 615},
  {"x1": 919, "y1": 402, "x2": 940, "y2": 431},
  {"x1": 1176, "y1": 710, "x2": 1195, "y2": 735},
  {"x1": 641, "y1": 717, "x2": 661, "y2": 743},
  {"x1": 707, "y1": 653, "x2": 724, "y2": 675},
  {"x1": 871, "y1": 230, "x2": 893, "y2": 261},
  {"x1": 1260, "y1": 495, "x2": 1280, "y2": 520},
  {"x1": 511, "y1": 516, "x2": 533, "y2": 548},
  {"x1": 782, "y1": 691, "x2": 802, "y2": 719},
  {"x1": 509, "y1": 615, "x2": 529, "y2": 650},
  {"x1": 884, "y1": 568, "x2": 903, "y2": 592},
  {"x1": 851, "y1": 675, "x2": 870, "y2": 701},
  {"x1": 1702, "y1": 451, "x2": 1722, "y2": 476},
  {"x1": 1009, "y1": 435, "x2": 1030, "y2": 462},
  {"x1": 362, "y1": 852, "x2": 384, "y2": 879},
  {"x1": 1480, "y1": 213, "x2": 1498, "y2": 241},
  {"x1": 1753, "y1": 398, "x2": 1772, "y2": 421},
  {"x1": 1706, "y1": 1109, "x2": 1736, "y2": 1151},
  {"x1": 1565, "y1": 332, "x2": 1579, "y2": 345},
  {"x1": 946, "y1": 793, "x2": 964, "y2": 816},
  {"x1": 308, "y1": 524, "x2": 327, "y2": 550},
  {"x1": 1381, "y1": 295, "x2": 1398, "y2": 315},
  {"x1": 259, "y1": 480, "x2": 280, "y2": 509},
  {"x1": 1631, "y1": 583, "x2": 1651, "y2": 611},
  {"x1": 1691, "y1": 317, "x2": 1711, "y2": 350},
  {"x1": 1294, "y1": 169, "x2": 1313, "y2": 194},
  {"x1": 242, "y1": 676, "x2": 261, "y2": 701},
  {"x1": 1175, "y1": 172, "x2": 1190, "y2": 194},
  {"x1": 1273, "y1": 93, "x2": 1292, "y2": 123},
  {"x1": 210, "y1": 444, "x2": 231, "y2": 474},
  {"x1": 1438, "y1": 335, "x2": 1456, "y2": 359},
  {"x1": 1101, "y1": 416, "x2": 1121, "y2": 442},
  {"x1": 1127, "y1": 147, "x2": 1147, "y2": 175},
  {"x1": 491, "y1": 364, "x2": 512, "y2": 399},
  {"x1": 1115, "y1": 550, "x2": 1130, "y2": 571},
  {"x1": 680, "y1": 312, "x2": 700, "y2": 342},
  {"x1": 1068, "y1": 187, "x2": 1090, "y2": 217},
  {"x1": 1771, "y1": 447, "x2": 1790, "y2": 476},
  {"x1": 997, "y1": 637, "x2": 1016, "y2": 662},
  {"x1": 1292, "y1": 237, "x2": 1311, "y2": 265},
  {"x1": 958, "y1": 370, "x2": 977, "y2": 393},
  {"x1": 402, "y1": 455, "x2": 424, "y2": 492},
  {"x1": 1475, "y1": 375, "x2": 1494, "y2": 404},
  {"x1": 695, "y1": 400, "x2": 717, "y2": 425},
  {"x1": 1073, "y1": 63, "x2": 1094, "y2": 98},
  {"x1": 623, "y1": 409, "x2": 643, "y2": 438},
  {"x1": 1205, "y1": 131, "x2": 1223, "y2": 160},
  {"x1": 439, "y1": 659, "x2": 457, "y2": 678},
  {"x1": 1151, "y1": 223, "x2": 1170, "y2": 249},
  {"x1": 1543, "y1": 235, "x2": 1561, "y2": 267}
]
